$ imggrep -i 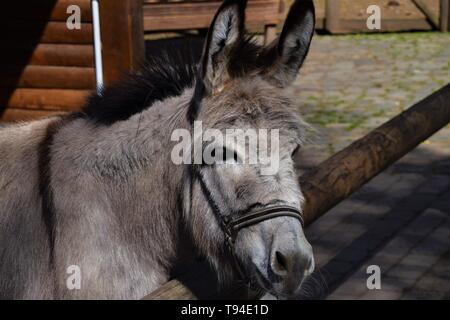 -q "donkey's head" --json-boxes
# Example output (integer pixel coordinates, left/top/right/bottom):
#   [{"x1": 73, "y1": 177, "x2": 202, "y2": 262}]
[{"x1": 182, "y1": 0, "x2": 315, "y2": 298}]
